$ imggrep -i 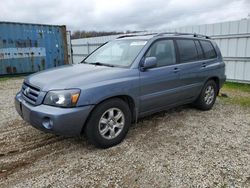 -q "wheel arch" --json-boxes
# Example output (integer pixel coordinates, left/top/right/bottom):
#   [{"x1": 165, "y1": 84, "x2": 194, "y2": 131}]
[
  {"x1": 205, "y1": 76, "x2": 220, "y2": 95},
  {"x1": 81, "y1": 95, "x2": 137, "y2": 135}
]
